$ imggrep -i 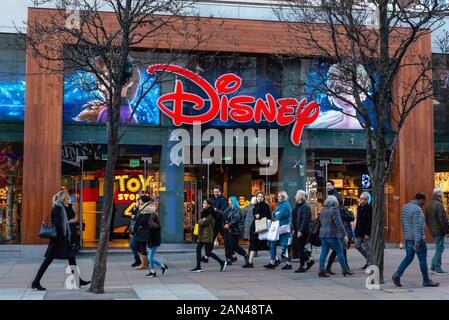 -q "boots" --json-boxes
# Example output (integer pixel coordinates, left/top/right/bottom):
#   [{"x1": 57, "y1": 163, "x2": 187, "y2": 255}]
[
  {"x1": 342, "y1": 268, "x2": 354, "y2": 277},
  {"x1": 318, "y1": 270, "x2": 329, "y2": 278},
  {"x1": 136, "y1": 255, "x2": 149, "y2": 270},
  {"x1": 131, "y1": 255, "x2": 141, "y2": 267},
  {"x1": 31, "y1": 257, "x2": 52, "y2": 291}
]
